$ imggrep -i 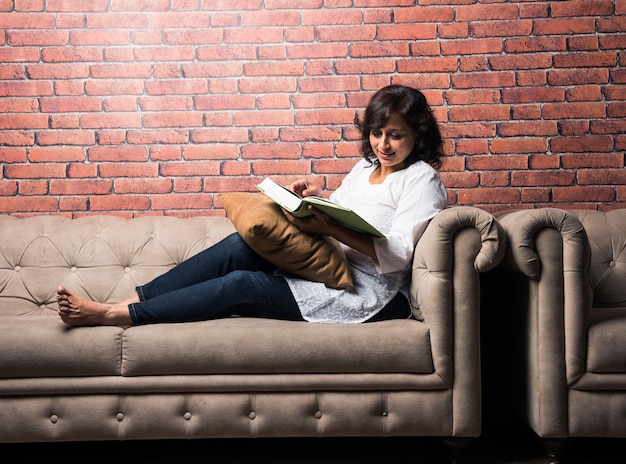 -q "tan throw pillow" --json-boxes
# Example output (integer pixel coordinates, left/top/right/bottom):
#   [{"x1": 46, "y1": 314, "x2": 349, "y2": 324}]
[{"x1": 219, "y1": 192, "x2": 353, "y2": 289}]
